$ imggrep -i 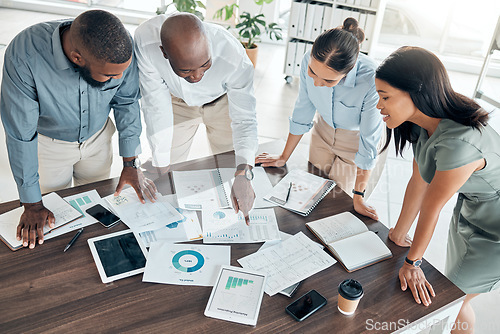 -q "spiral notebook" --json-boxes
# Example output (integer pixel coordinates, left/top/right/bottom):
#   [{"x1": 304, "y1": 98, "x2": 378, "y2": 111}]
[
  {"x1": 263, "y1": 170, "x2": 335, "y2": 216},
  {"x1": 172, "y1": 167, "x2": 275, "y2": 211}
]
